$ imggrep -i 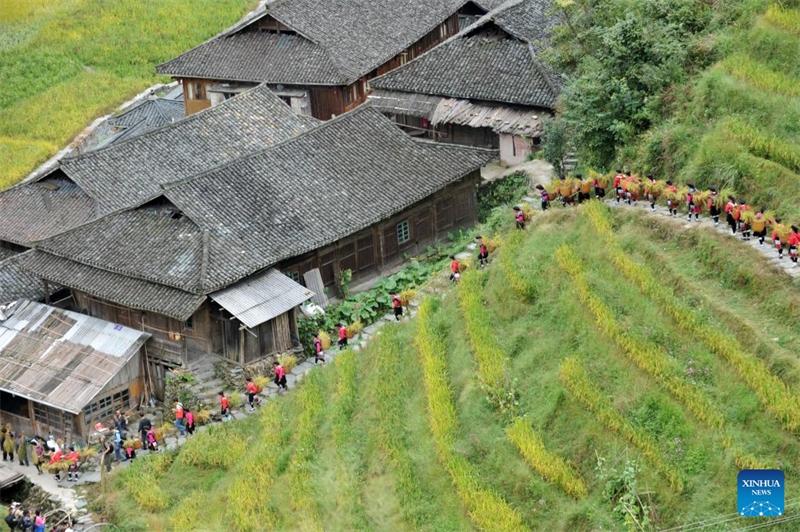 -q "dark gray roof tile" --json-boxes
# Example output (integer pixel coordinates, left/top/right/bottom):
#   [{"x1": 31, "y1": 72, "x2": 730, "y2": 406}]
[
  {"x1": 158, "y1": 0, "x2": 471, "y2": 84},
  {"x1": 60, "y1": 84, "x2": 314, "y2": 214},
  {"x1": 18, "y1": 251, "x2": 205, "y2": 320},
  {"x1": 0, "y1": 251, "x2": 51, "y2": 304}
]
